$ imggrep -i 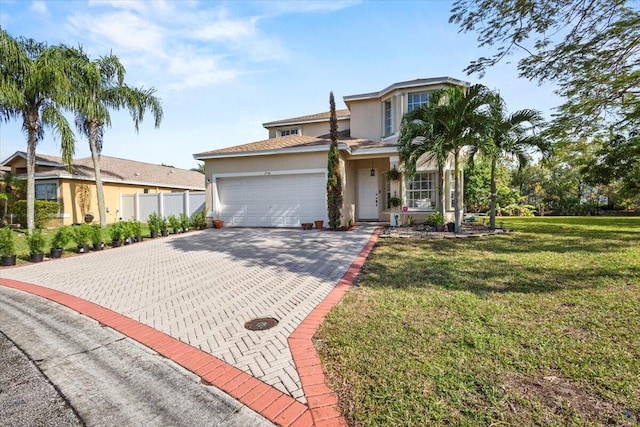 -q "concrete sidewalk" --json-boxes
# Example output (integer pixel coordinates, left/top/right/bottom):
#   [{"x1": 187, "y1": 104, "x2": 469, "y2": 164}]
[{"x1": 1, "y1": 226, "x2": 380, "y2": 426}]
